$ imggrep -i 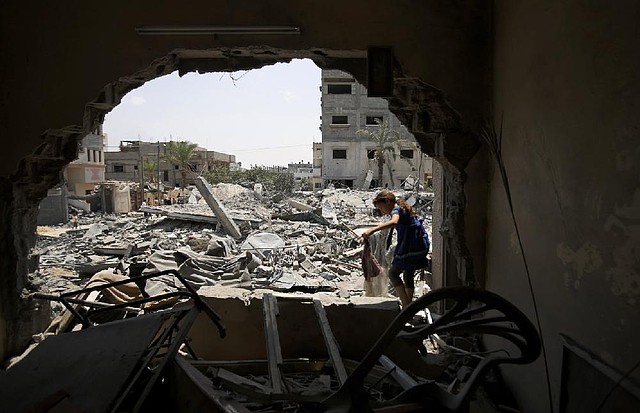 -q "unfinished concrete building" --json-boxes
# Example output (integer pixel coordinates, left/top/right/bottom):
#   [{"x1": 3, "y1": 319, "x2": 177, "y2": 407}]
[
  {"x1": 0, "y1": 2, "x2": 639, "y2": 412},
  {"x1": 105, "y1": 140, "x2": 238, "y2": 188},
  {"x1": 321, "y1": 69, "x2": 433, "y2": 189}
]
